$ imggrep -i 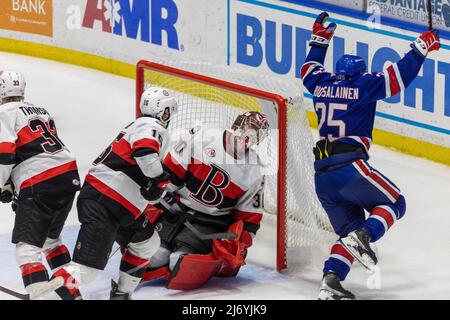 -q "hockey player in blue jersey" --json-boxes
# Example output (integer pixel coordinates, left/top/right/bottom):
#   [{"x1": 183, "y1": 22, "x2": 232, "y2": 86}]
[{"x1": 301, "y1": 12, "x2": 441, "y2": 300}]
